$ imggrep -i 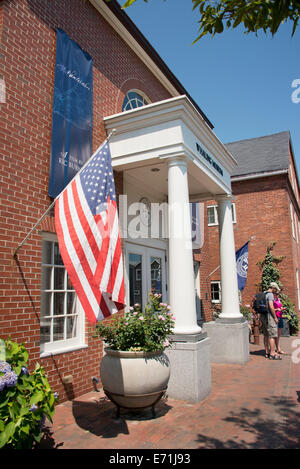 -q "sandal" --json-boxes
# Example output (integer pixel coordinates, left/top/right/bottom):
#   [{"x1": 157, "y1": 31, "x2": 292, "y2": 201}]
[
  {"x1": 269, "y1": 354, "x2": 282, "y2": 360},
  {"x1": 265, "y1": 353, "x2": 270, "y2": 358},
  {"x1": 277, "y1": 350, "x2": 287, "y2": 355}
]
